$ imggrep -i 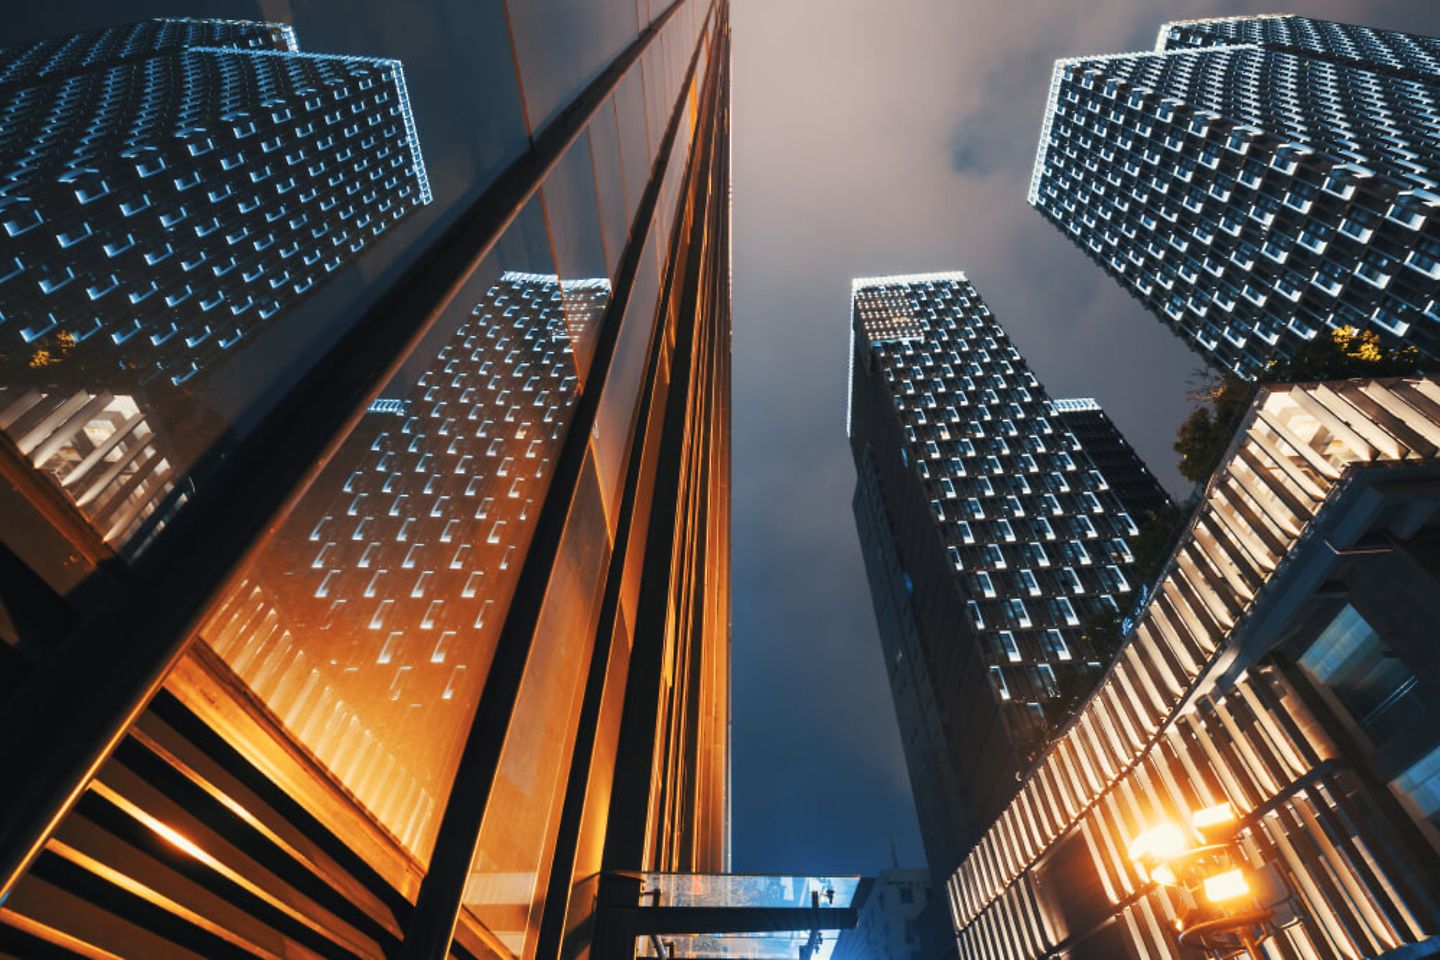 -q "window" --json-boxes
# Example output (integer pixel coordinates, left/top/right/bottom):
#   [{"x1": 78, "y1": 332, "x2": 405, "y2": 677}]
[
  {"x1": 1019, "y1": 569, "x2": 1040, "y2": 596},
  {"x1": 1300, "y1": 605, "x2": 1418, "y2": 746},
  {"x1": 975, "y1": 572, "x2": 997, "y2": 599},
  {"x1": 1000, "y1": 630, "x2": 1021, "y2": 662},
  {"x1": 990, "y1": 666, "x2": 1010, "y2": 700},
  {"x1": 1054, "y1": 597, "x2": 1079, "y2": 626},
  {"x1": 1045, "y1": 629, "x2": 1072, "y2": 661}
]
